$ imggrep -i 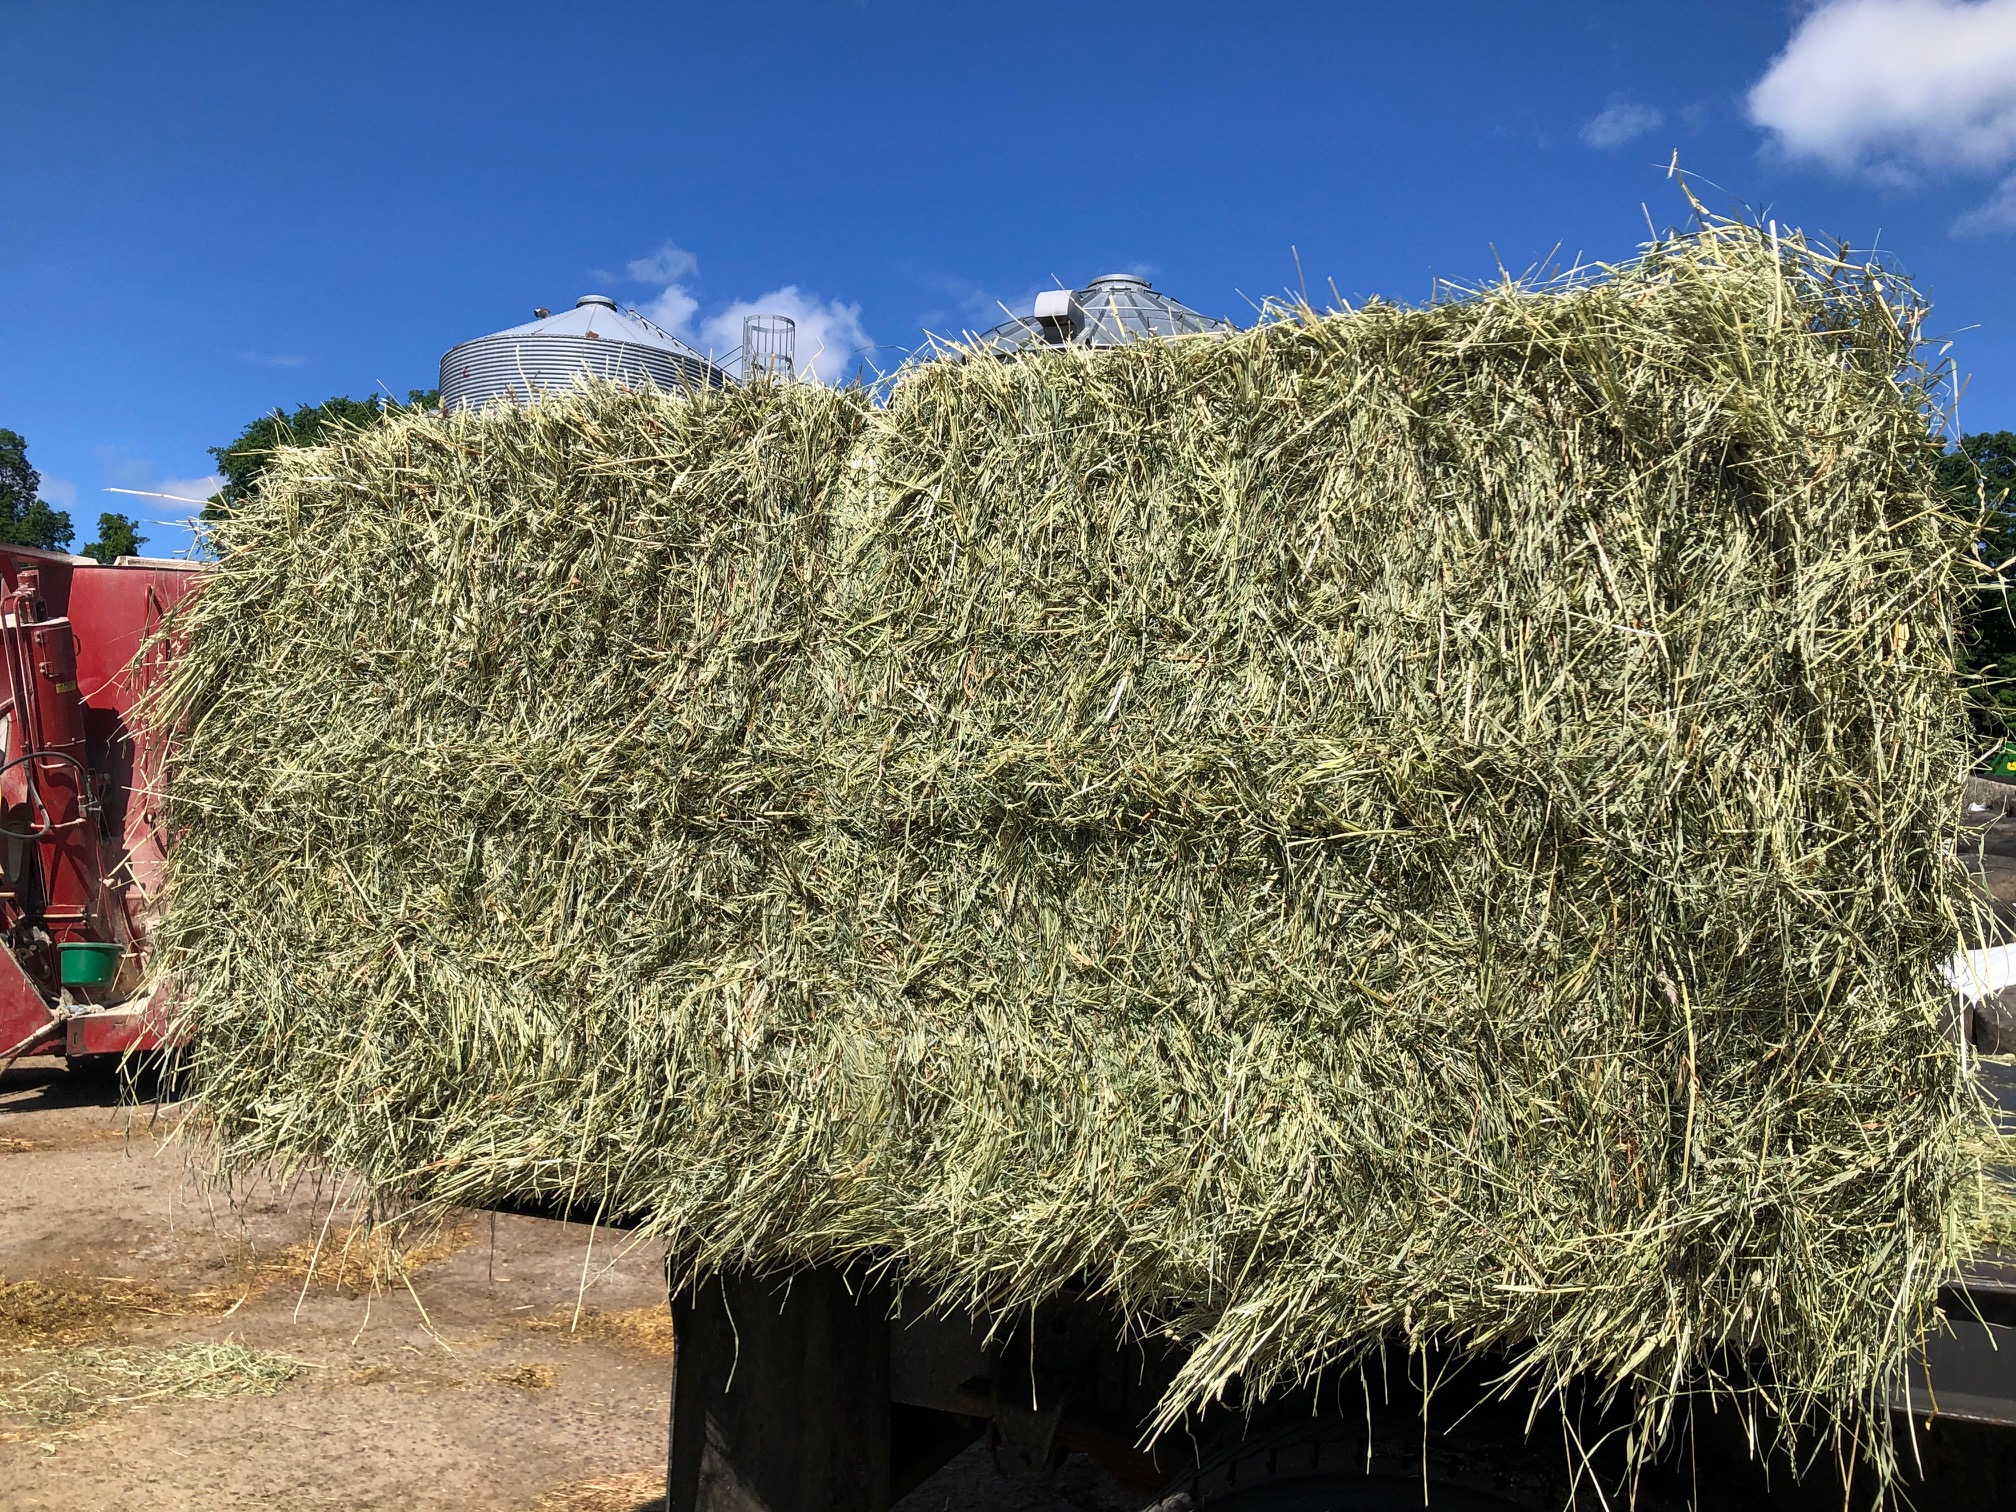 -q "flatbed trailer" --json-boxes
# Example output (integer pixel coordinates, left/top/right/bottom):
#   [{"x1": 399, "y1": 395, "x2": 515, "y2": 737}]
[
  {"x1": 658, "y1": 1075, "x2": 2016, "y2": 1512},
  {"x1": 658, "y1": 1265, "x2": 2016, "y2": 1511}
]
